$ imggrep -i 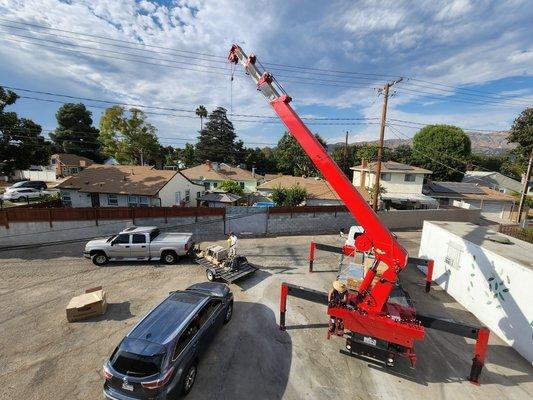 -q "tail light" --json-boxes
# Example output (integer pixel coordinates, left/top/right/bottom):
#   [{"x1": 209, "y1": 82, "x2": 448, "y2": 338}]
[
  {"x1": 141, "y1": 367, "x2": 174, "y2": 389},
  {"x1": 184, "y1": 243, "x2": 189, "y2": 251},
  {"x1": 102, "y1": 364, "x2": 113, "y2": 380}
]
